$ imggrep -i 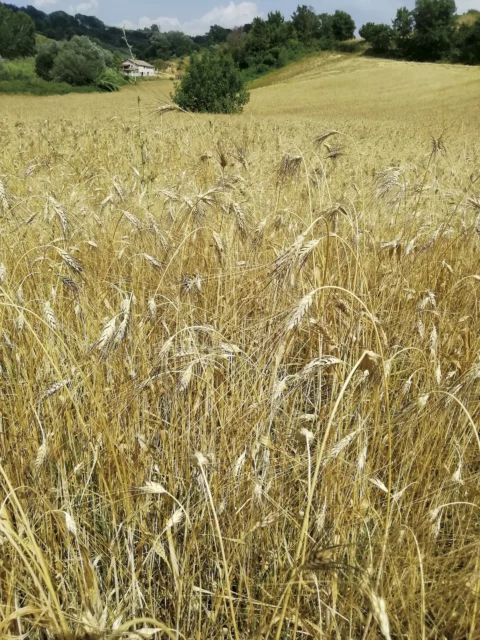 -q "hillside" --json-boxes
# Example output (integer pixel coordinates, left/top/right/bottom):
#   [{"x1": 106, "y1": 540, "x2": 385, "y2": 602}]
[
  {"x1": 248, "y1": 51, "x2": 480, "y2": 126},
  {"x1": 457, "y1": 8, "x2": 480, "y2": 25}
]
